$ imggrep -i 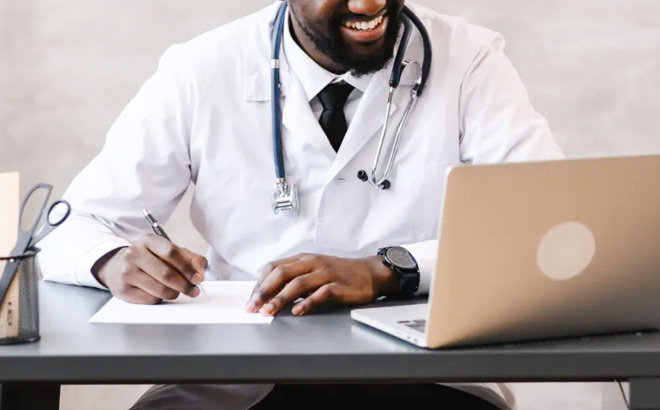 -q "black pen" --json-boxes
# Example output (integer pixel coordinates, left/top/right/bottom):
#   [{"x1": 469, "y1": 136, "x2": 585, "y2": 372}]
[{"x1": 141, "y1": 208, "x2": 205, "y2": 295}]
